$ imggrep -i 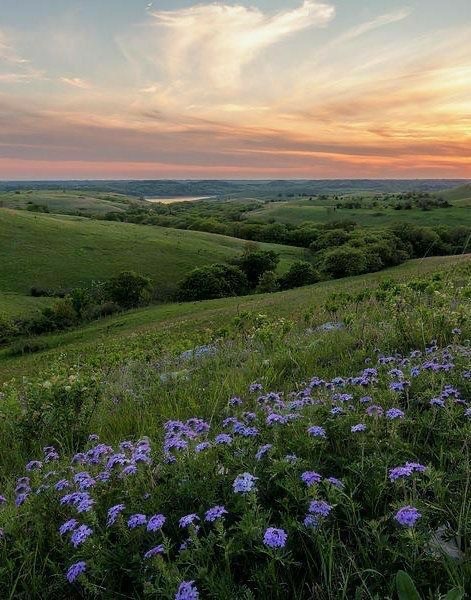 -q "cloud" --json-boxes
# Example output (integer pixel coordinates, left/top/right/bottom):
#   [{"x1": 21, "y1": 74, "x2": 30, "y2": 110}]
[
  {"x1": 334, "y1": 7, "x2": 413, "y2": 45},
  {"x1": 59, "y1": 77, "x2": 92, "y2": 89},
  {"x1": 122, "y1": 1, "x2": 334, "y2": 94}
]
